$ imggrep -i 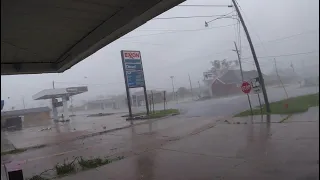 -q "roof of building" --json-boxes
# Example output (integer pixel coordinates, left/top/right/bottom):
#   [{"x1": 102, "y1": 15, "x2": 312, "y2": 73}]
[
  {"x1": 1, "y1": 107, "x2": 51, "y2": 117},
  {"x1": 216, "y1": 69, "x2": 263, "y2": 84},
  {"x1": 2, "y1": 0, "x2": 184, "y2": 75},
  {"x1": 33, "y1": 86, "x2": 88, "y2": 100}
]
